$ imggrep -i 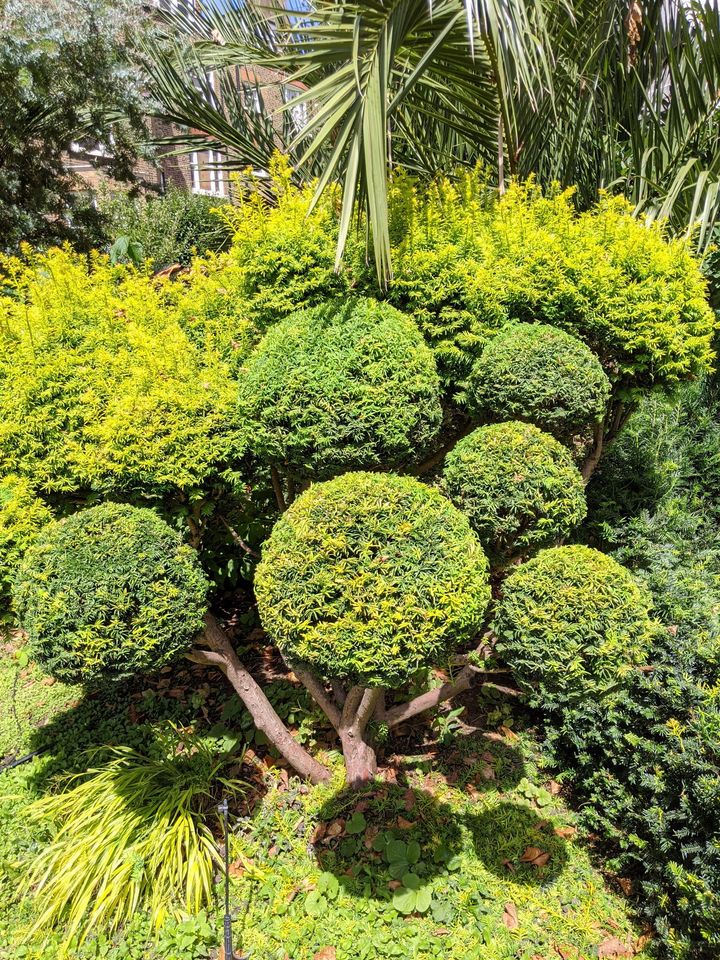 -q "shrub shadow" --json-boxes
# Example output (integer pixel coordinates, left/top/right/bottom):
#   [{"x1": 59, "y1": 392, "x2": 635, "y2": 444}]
[{"x1": 311, "y1": 781, "x2": 568, "y2": 902}]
